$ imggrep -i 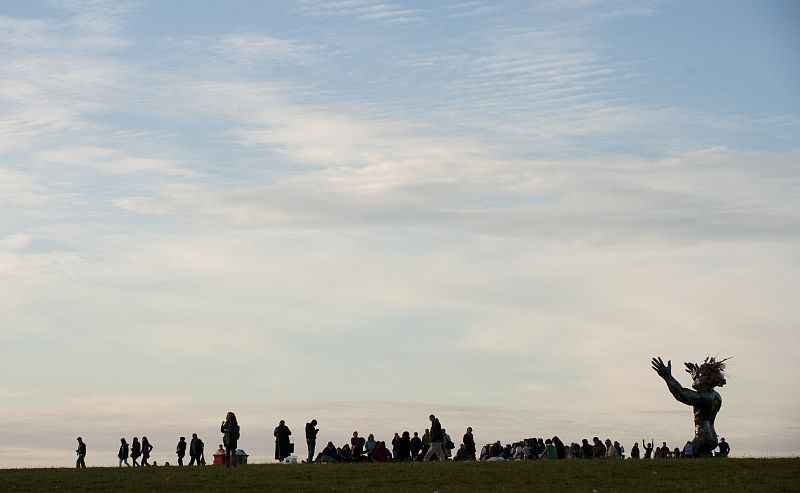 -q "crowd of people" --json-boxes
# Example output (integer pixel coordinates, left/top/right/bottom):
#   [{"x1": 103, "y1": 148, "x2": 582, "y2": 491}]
[{"x1": 75, "y1": 412, "x2": 731, "y2": 468}]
